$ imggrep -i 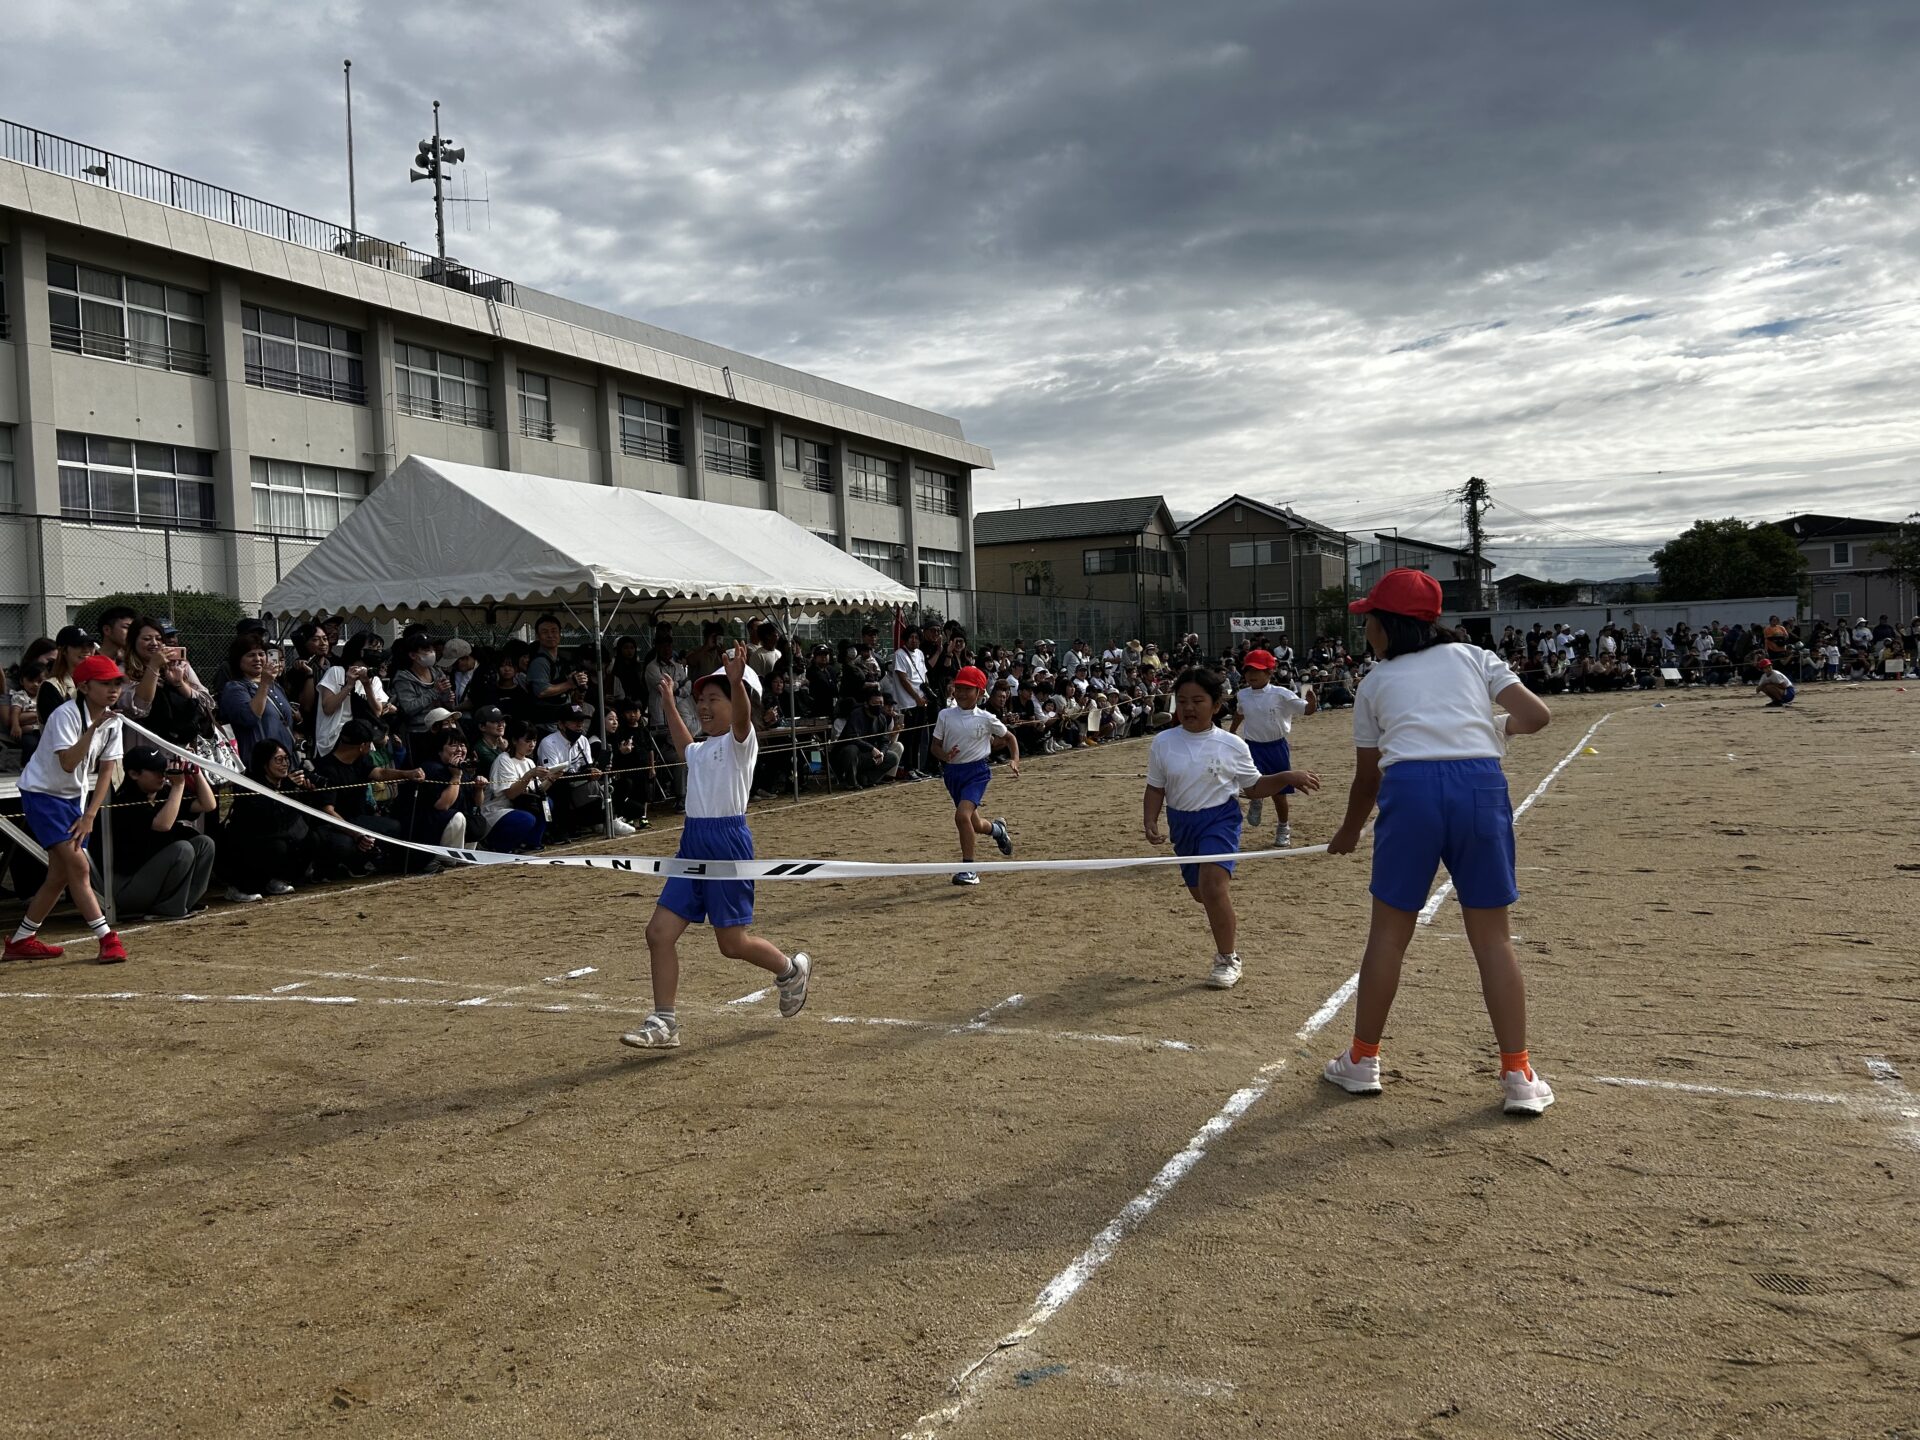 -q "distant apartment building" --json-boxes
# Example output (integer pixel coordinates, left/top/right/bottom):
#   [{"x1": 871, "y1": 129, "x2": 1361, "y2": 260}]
[
  {"x1": 1175, "y1": 494, "x2": 1349, "y2": 648},
  {"x1": 0, "y1": 117, "x2": 991, "y2": 644},
  {"x1": 972, "y1": 495, "x2": 1183, "y2": 629}
]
